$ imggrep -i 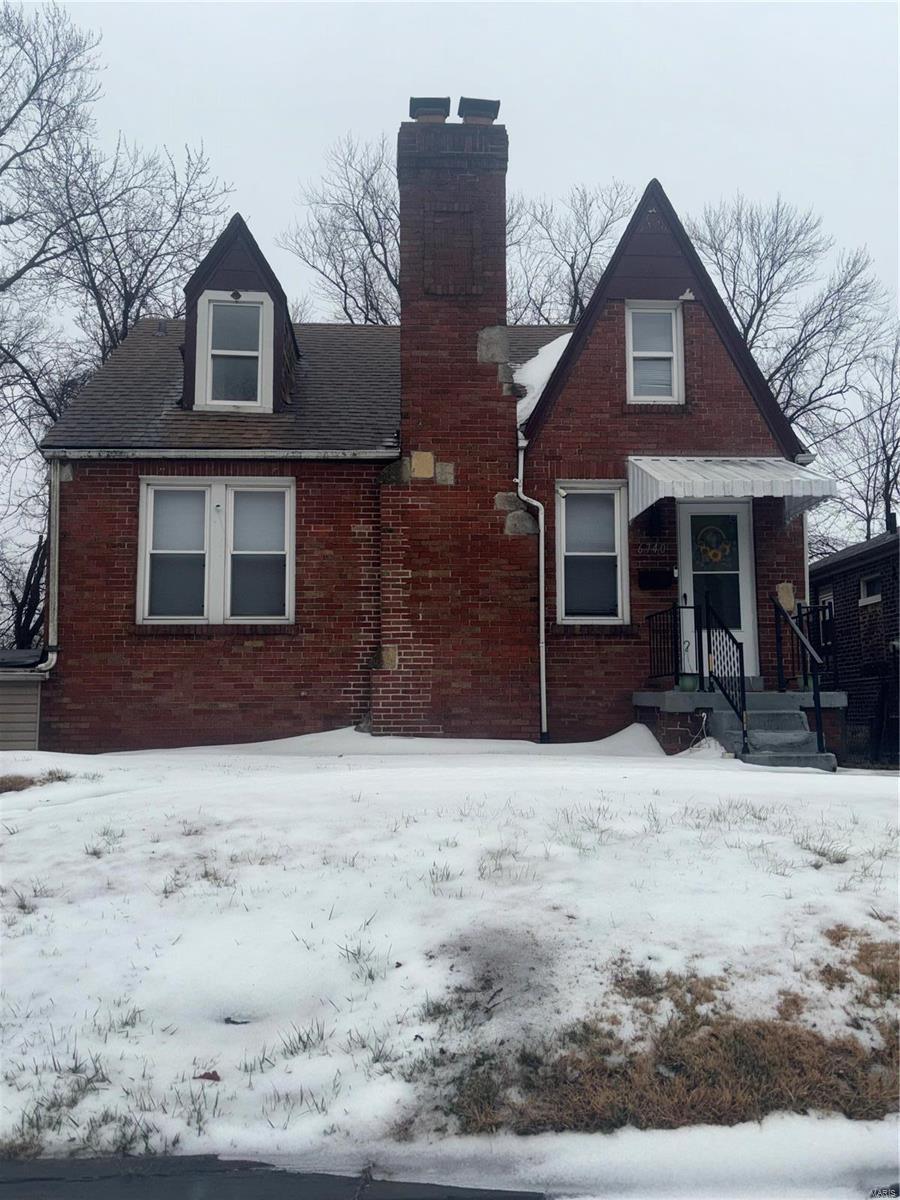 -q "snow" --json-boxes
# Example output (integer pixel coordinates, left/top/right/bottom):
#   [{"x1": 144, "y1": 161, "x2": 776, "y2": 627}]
[
  {"x1": 514, "y1": 332, "x2": 572, "y2": 425},
  {"x1": 1, "y1": 730, "x2": 897, "y2": 1195}
]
